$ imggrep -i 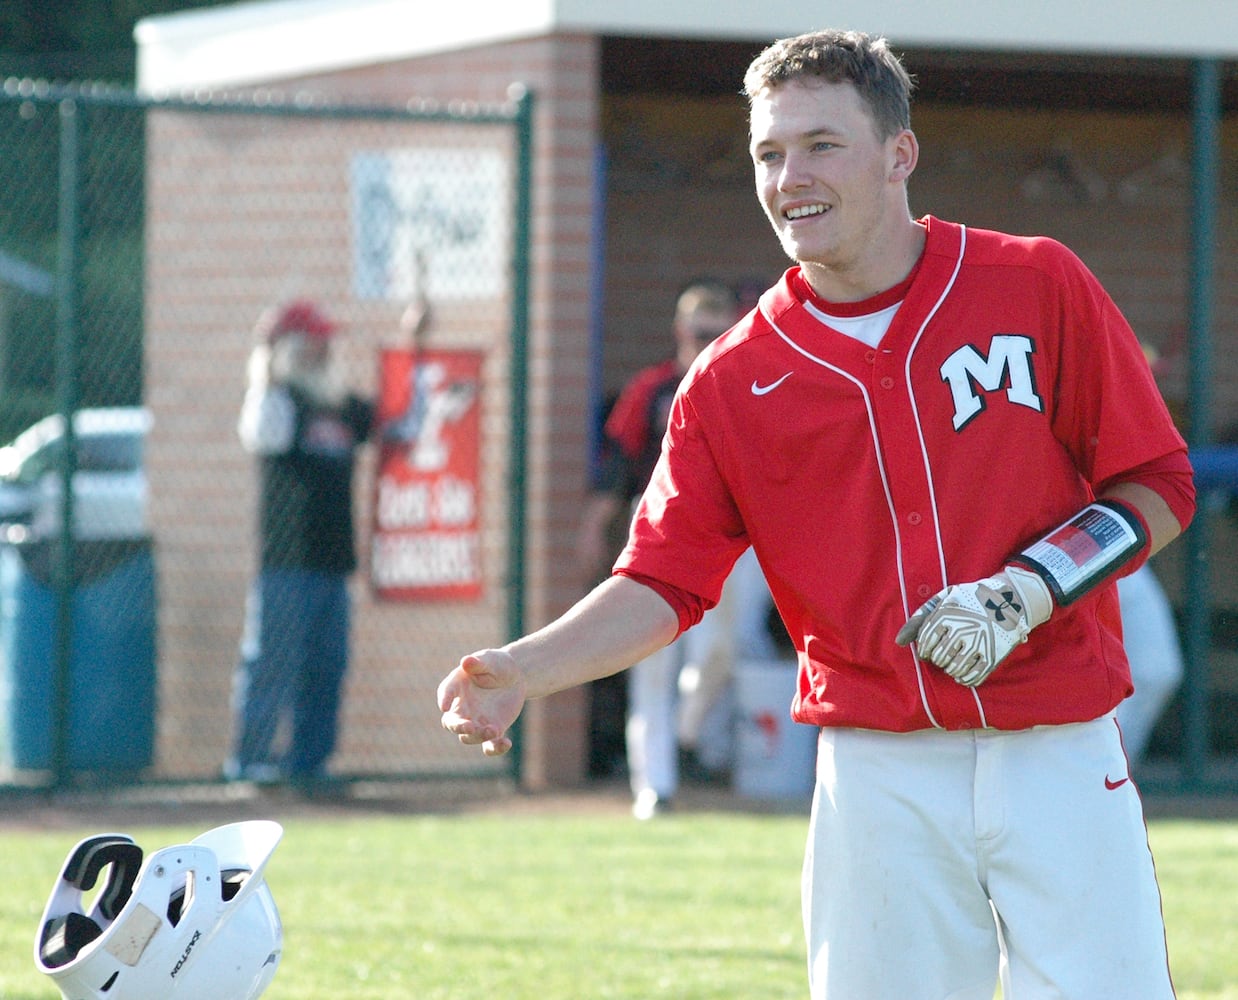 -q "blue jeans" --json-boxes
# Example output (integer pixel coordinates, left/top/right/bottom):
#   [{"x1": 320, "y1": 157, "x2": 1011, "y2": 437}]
[{"x1": 230, "y1": 568, "x2": 350, "y2": 778}]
